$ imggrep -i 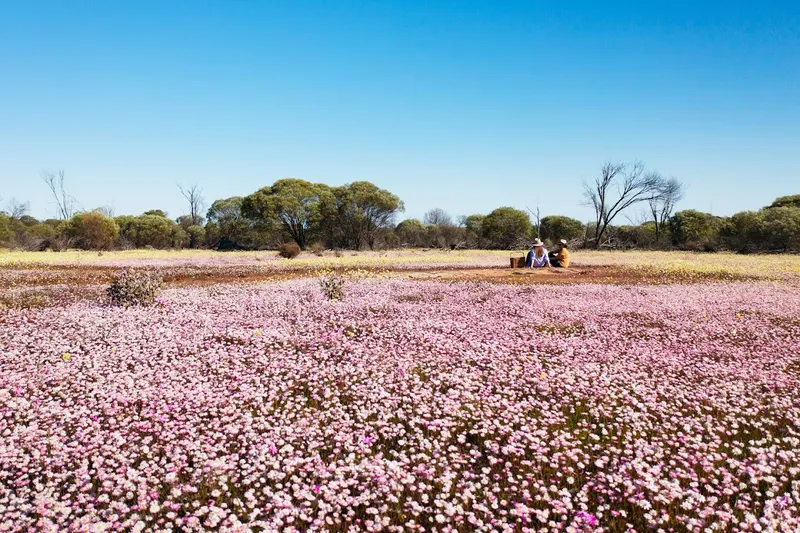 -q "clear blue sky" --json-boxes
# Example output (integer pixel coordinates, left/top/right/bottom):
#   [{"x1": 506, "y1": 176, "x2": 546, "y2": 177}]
[{"x1": 1, "y1": 1, "x2": 798, "y2": 223}]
